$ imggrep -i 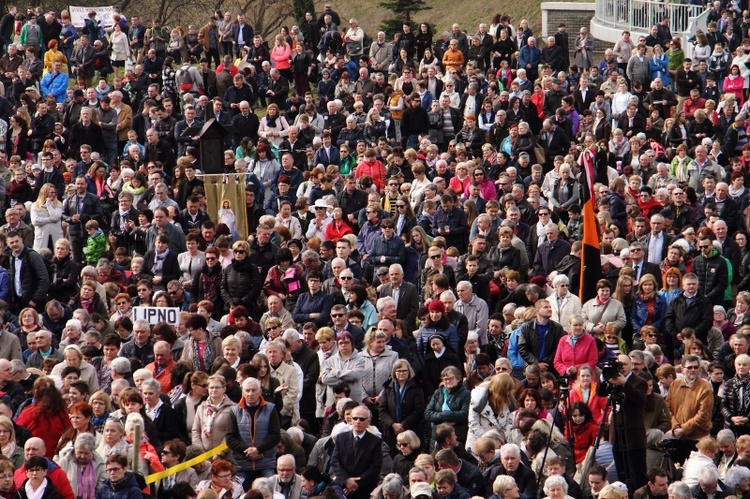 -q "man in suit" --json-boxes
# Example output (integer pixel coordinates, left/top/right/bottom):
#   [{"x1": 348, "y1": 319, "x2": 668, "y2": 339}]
[
  {"x1": 598, "y1": 354, "x2": 647, "y2": 492},
  {"x1": 330, "y1": 406, "x2": 383, "y2": 499},
  {"x1": 62, "y1": 175, "x2": 103, "y2": 264},
  {"x1": 533, "y1": 224, "x2": 571, "y2": 278},
  {"x1": 174, "y1": 105, "x2": 203, "y2": 157},
  {"x1": 640, "y1": 214, "x2": 673, "y2": 266},
  {"x1": 267, "y1": 69, "x2": 289, "y2": 111},
  {"x1": 109, "y1": 192, "x2": 141, "y2": 254},
  {"x1": 618, "y1": 103, "x2": 647, "y2": 138},
  {"x1": 573, "y1": 76, "x2": 596, "y2": 113},
  {"x1": 379, "y1": 264, "x2": 419, "y2": 333},
  {"x1": 629, "y1": 241, "x2": 663, "y2": 288}
]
